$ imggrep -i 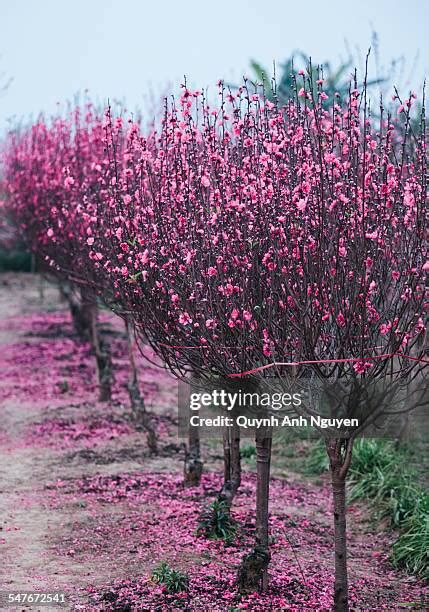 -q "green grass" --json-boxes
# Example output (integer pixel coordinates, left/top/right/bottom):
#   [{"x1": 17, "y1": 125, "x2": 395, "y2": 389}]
[
  {"x1": 303, "y1": 439, "x2": 330, "y2": 475},
  {"x1": 303, "y1": 437, "x2": 429, "y2": 580},
  {"x1": 348, "y1": 440, "x2": 427, "y2": 528},
  {"x1": 392, "y1": 505, "x2": 429, "y2": 581}
]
